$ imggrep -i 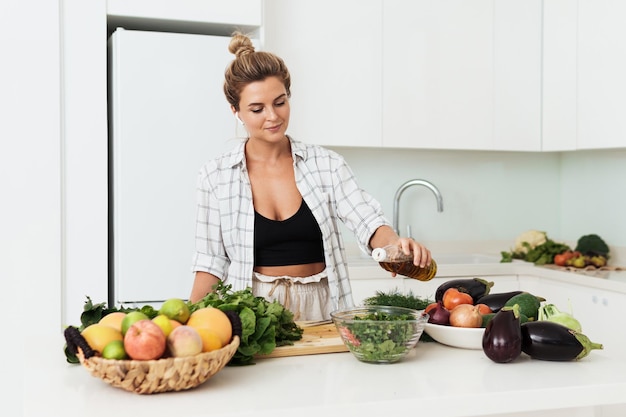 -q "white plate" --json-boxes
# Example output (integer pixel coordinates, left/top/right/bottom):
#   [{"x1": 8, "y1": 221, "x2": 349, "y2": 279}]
[{"x1": 424, "y1": 323, "x2": 485, "y2": 350}]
